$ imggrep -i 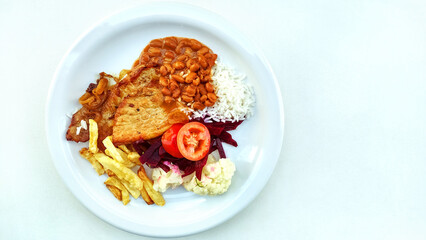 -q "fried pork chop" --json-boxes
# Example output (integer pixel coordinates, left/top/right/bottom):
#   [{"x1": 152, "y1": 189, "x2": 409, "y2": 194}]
[
  {"x1": 112, "y1": 87, "x2": 188, "y2": 145},
  {"x1": 66, "y1": 67, "x2": 188, "y2": 148}
]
